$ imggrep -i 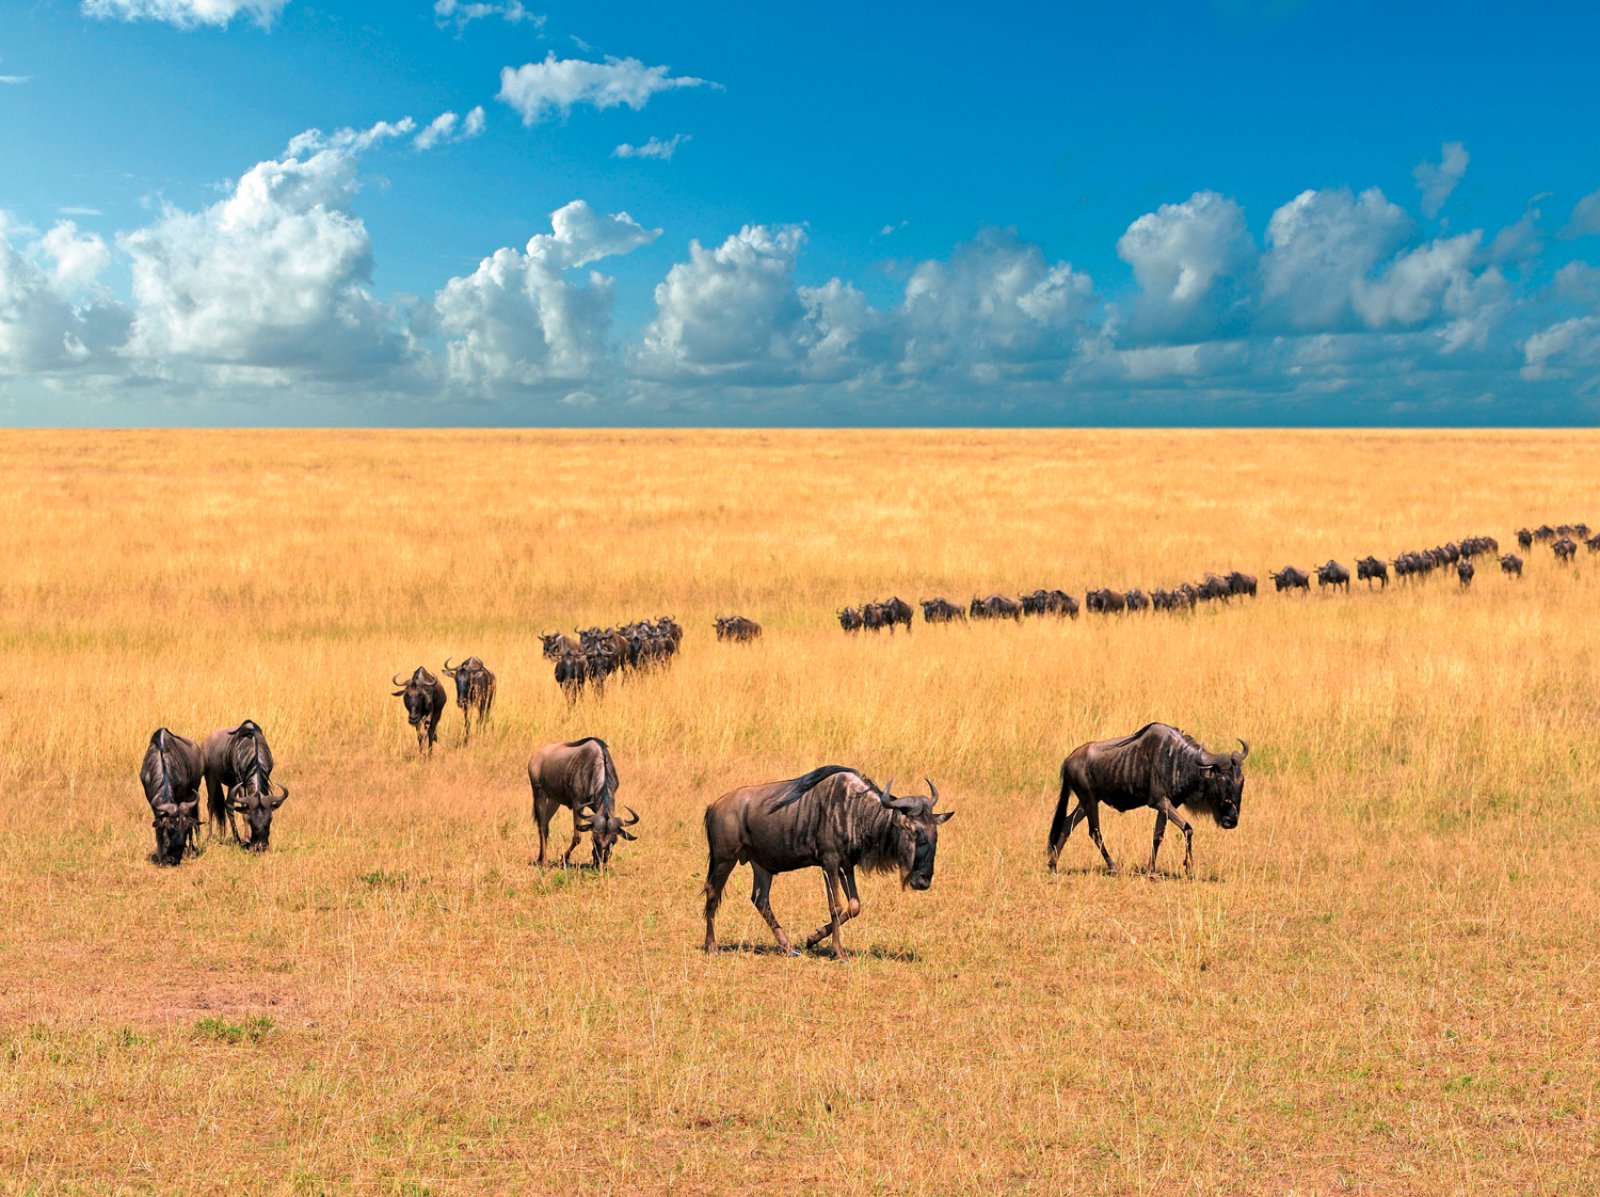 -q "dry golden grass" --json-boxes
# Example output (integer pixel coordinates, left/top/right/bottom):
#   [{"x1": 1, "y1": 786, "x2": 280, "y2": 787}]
[{"x1": 2, "y1": 428, "x2": 1599, "y2": 1195}]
